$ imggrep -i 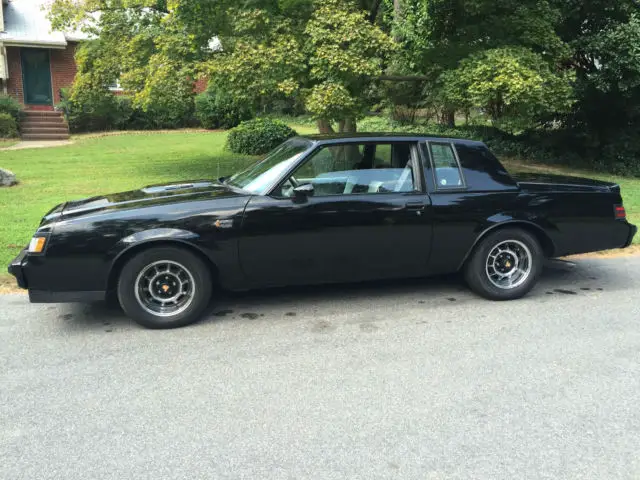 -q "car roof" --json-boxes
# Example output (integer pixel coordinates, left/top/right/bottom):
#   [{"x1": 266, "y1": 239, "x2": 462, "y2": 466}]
[{"x1": 298, "y1": 132, "x2": 485, "y2": 146}]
